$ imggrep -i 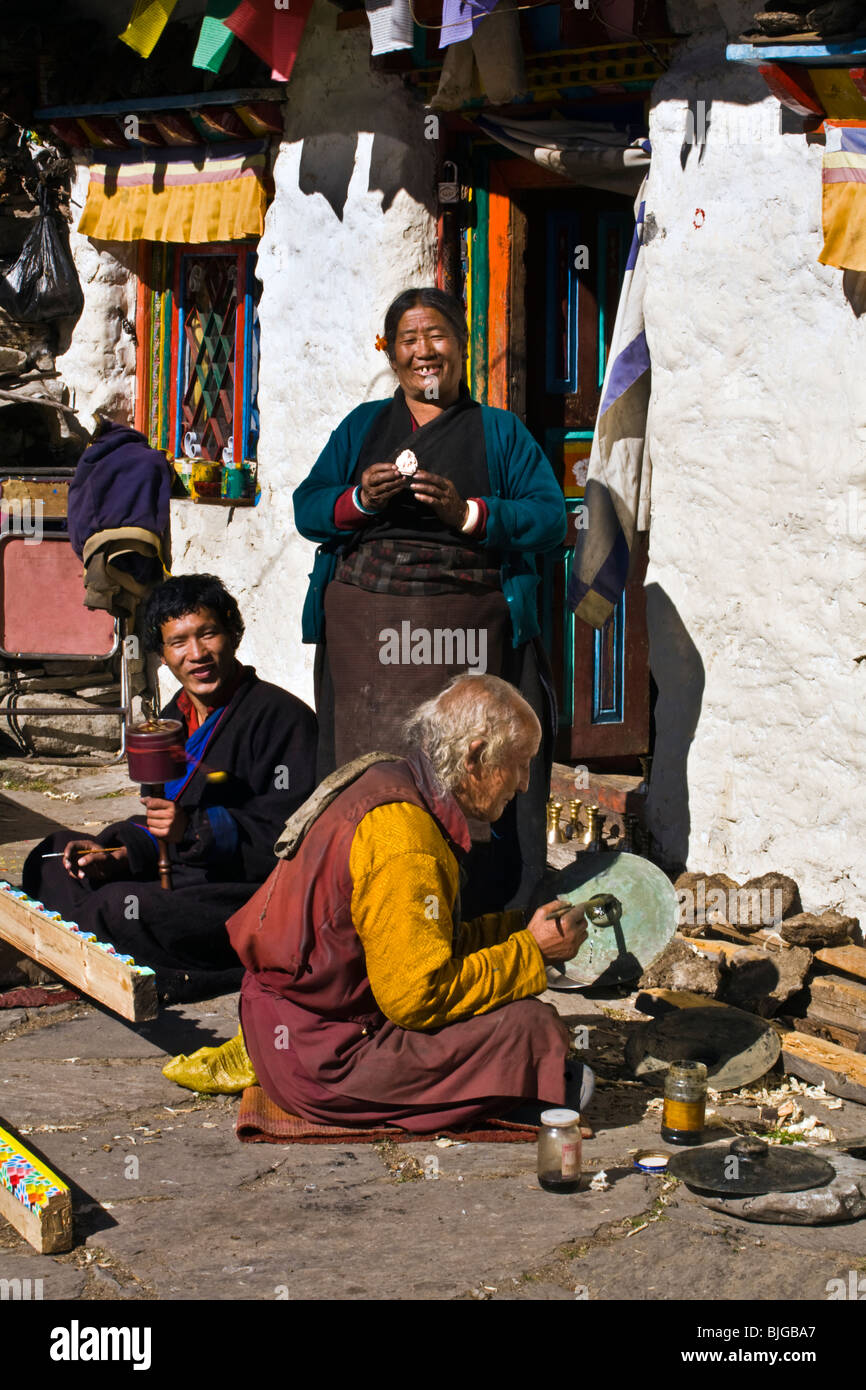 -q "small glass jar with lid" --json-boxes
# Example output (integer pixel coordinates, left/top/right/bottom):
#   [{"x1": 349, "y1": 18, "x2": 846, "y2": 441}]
[
  {"x1": 537, "y1": 1107, "x2": 582, "y2": 1192},
  {"x1": 661, "y1": 1061, "x2": 708, "y2": 1145}
]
